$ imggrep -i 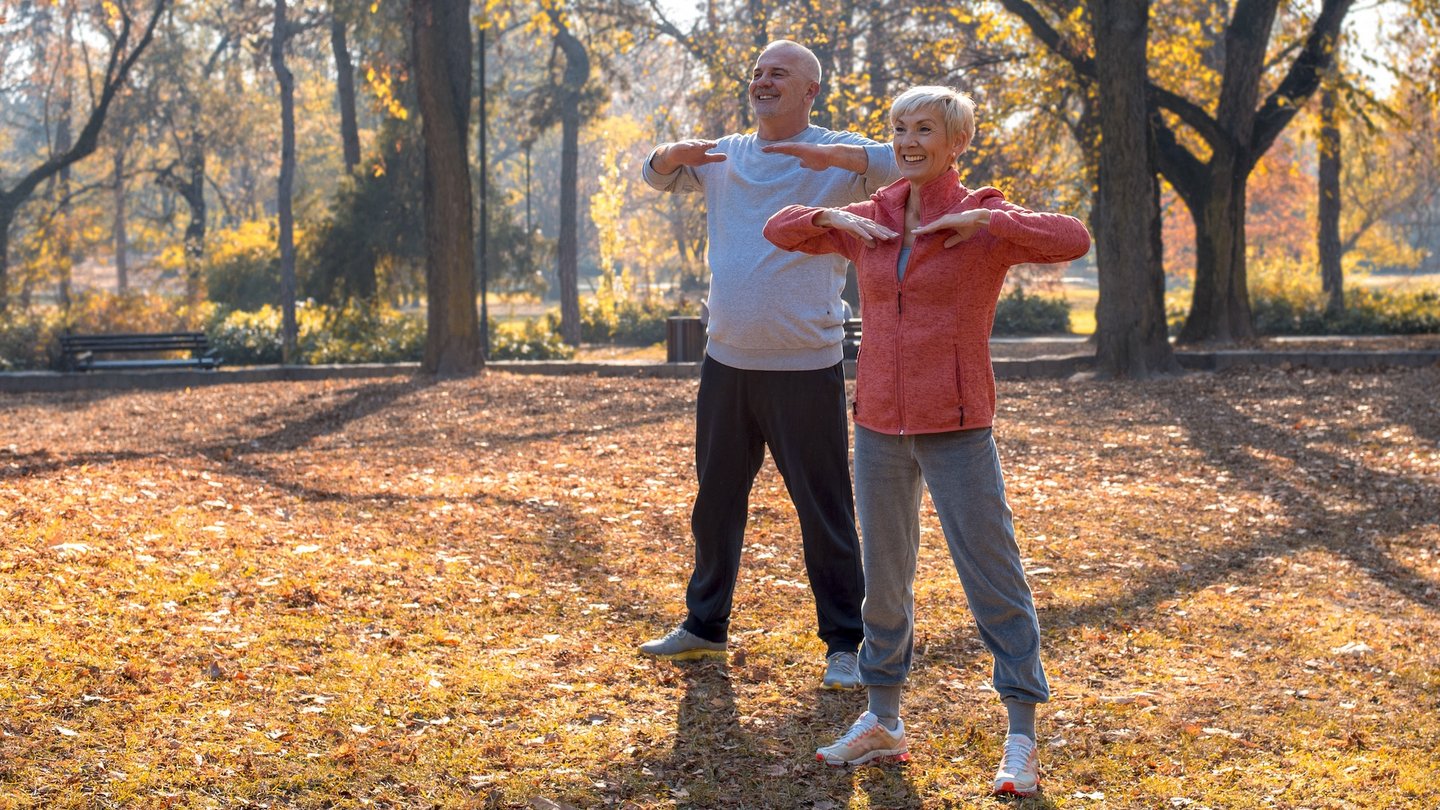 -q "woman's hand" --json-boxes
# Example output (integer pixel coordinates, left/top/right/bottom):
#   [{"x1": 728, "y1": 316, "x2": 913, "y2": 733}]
[
  {"x1": 815, "y1": 209, "x2": 898, "y2": 247},
  {"x1": 913, "y1": 209, "x2": 992, "y2": 248}
]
